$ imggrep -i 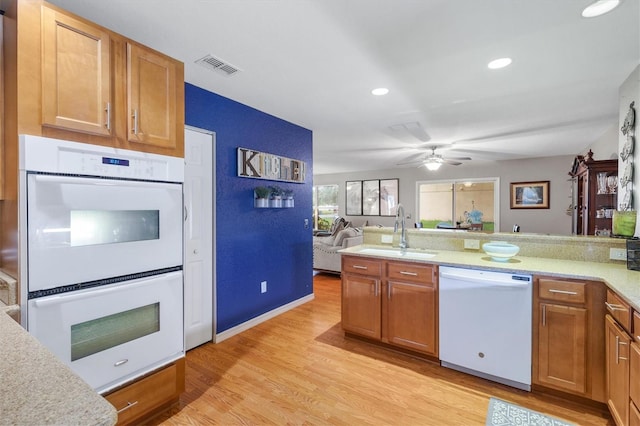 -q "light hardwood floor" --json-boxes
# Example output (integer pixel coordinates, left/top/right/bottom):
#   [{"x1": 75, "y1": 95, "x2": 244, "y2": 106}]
[{"x1": 153, "y1": 273, "x2": 613, "y2": 425}]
